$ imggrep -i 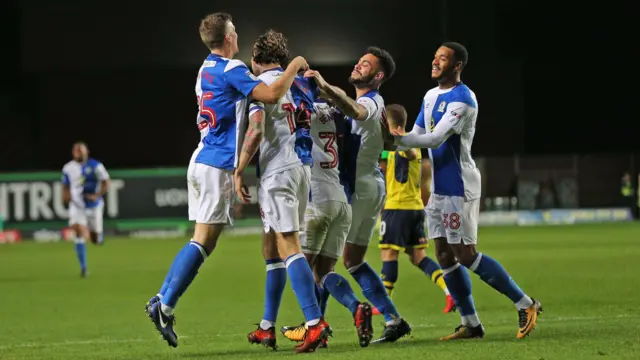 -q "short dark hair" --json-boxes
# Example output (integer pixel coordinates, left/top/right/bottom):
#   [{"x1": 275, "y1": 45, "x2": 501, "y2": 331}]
[
  {"x1": 199, "y1": 12, "x2": 232, "y2": 50},
  {"x1": 441, "y1": 42, "x2": 468, "y2": 68},
  {"x1": 385, "y1": 104, "x2": 407, "y2": 128},
  {"x1": 73, "y1": 141, "x2": 87, "y2": 148},
  {"x1": 252, "y1": 30, "x2": 290, "y2": 67},
  {"x1": 367, "y1": 46, "x2": 396, "y2": 83}
]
